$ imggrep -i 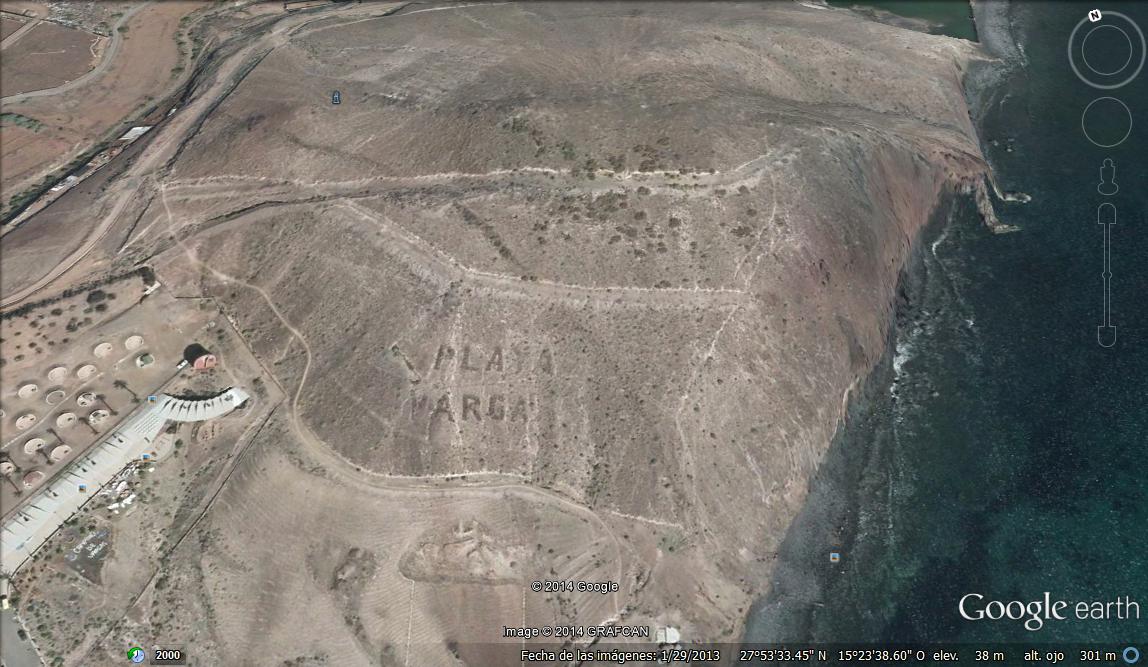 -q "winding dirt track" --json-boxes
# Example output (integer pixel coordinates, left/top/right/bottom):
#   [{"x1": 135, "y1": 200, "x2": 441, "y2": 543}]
[
  {"x1": 0, "y1": 3, "x2": 411, "y2": 310},
  {"x1": 180, "y1": 241, "x2": 629, "y2": 619},
  {"x1": 0, "y1": 4, "x2": 146, "y2": 105},
  {"x1": 1, "y1": 31, "x2": 270, "y2": 306},
  {"x1": 39, "y1": 10, "x2": 742, "y2": 660}
]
